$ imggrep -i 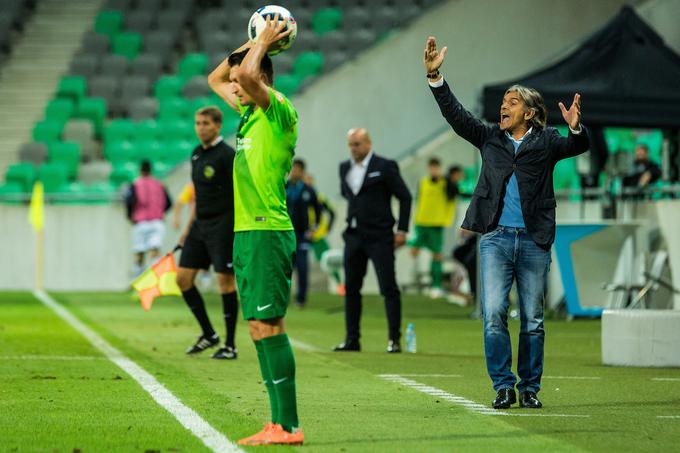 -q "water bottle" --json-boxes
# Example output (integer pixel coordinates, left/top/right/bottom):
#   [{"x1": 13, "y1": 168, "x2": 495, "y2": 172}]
[{"x1": 405, "y1": 323, "x2": 417, "y2": 353}]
